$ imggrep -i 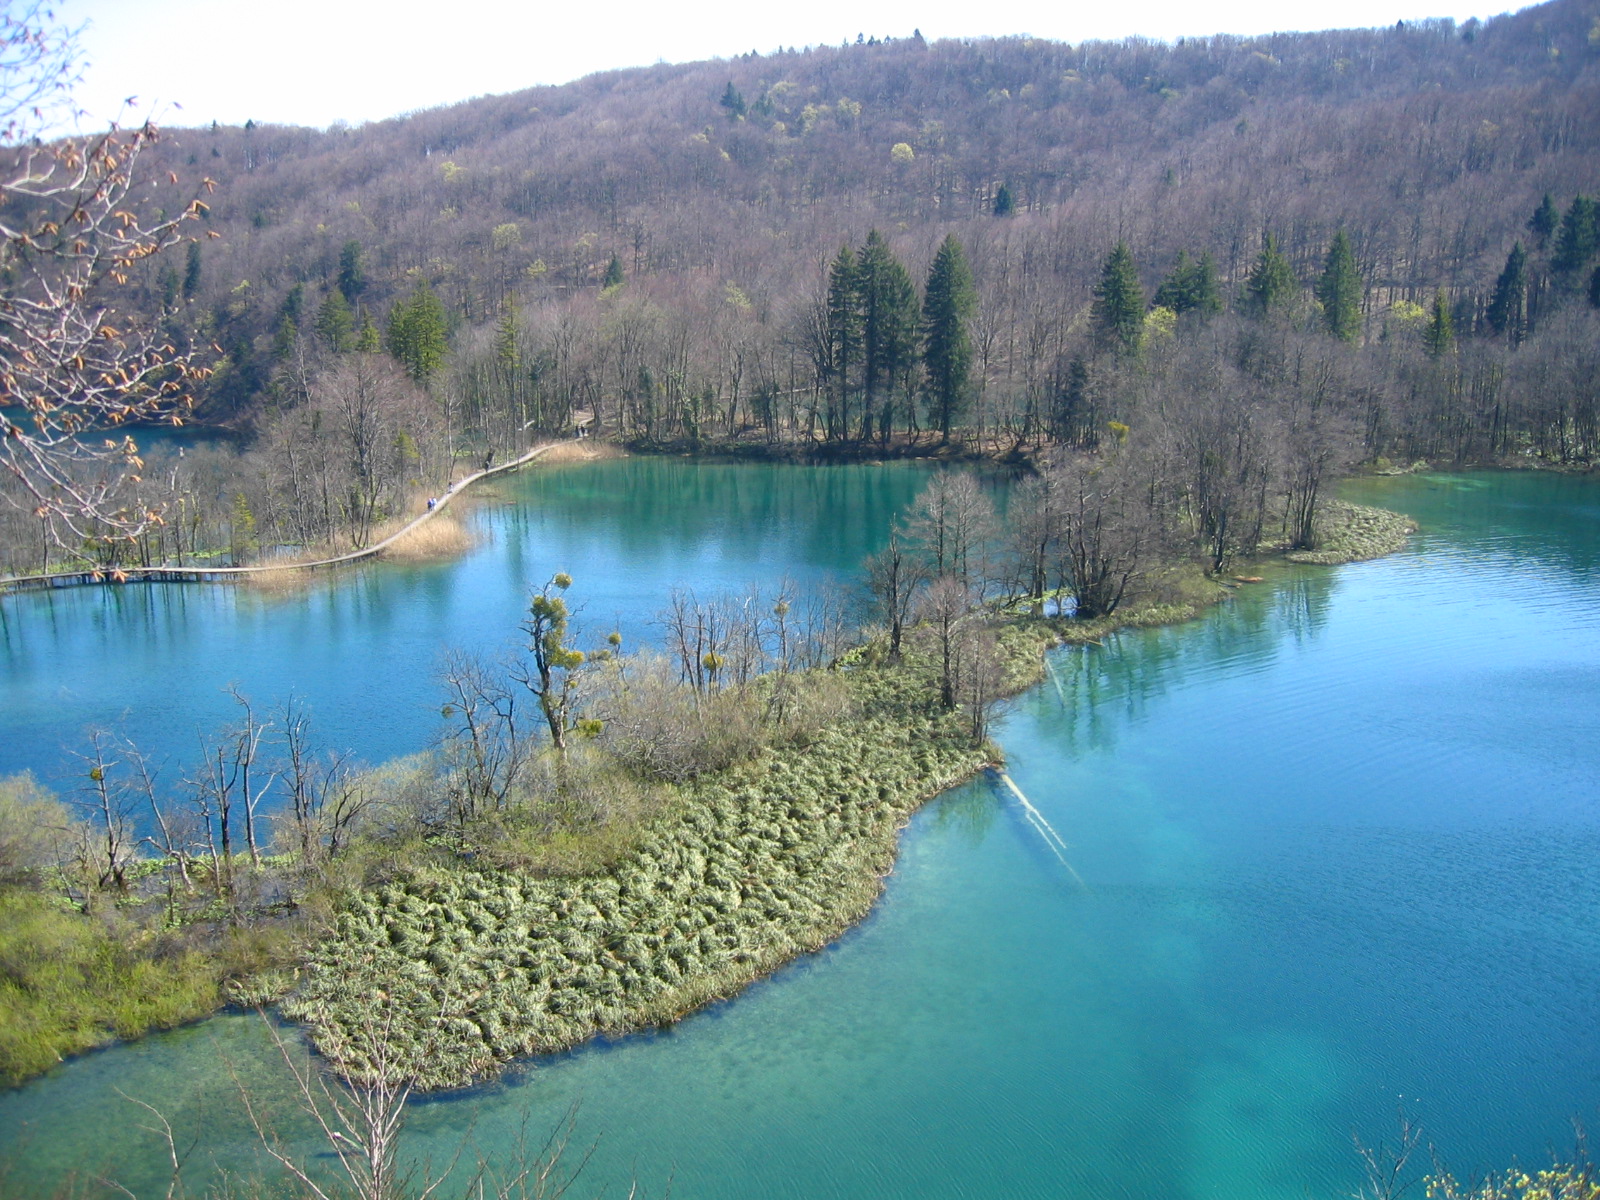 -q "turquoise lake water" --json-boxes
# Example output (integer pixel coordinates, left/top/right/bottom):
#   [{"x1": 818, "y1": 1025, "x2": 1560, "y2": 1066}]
[
  {"x1": 0, "y1": 458, "x2": 937, "y2": 792},
  {"x1": 1, "y1": 467, "x2": 1597, "y2": 1199}
]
